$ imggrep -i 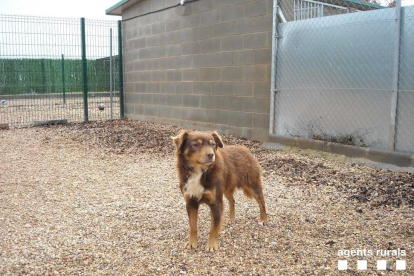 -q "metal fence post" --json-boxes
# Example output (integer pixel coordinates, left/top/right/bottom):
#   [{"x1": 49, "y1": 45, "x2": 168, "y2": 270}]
[
  {"x1": 389, "y1": 0, "x2": 402, "y2": 151},
  {"x1": 81, "y1": 17, "x2": 89, "y2": 122},
  {"x1": 61, "y1": 54, "x2": 66, "y2": 103},
  {"x1": 118, "y1": 20, "x2": 124, "y2": 118},
  {"x1": 110, "y1": 28, "x2": 113, "y2": 120},
  {"x1": 269, "y1": 0, "x2": 279, "y2": 135},
  {"x1": 41, "y1": 58, "x2": 46, "y2": 93}
]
